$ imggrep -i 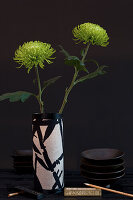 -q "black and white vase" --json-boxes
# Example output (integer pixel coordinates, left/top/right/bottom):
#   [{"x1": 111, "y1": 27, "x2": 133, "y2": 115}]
[{"x1": 32, "y1": 113, "x2": 64, "y2": 193}]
